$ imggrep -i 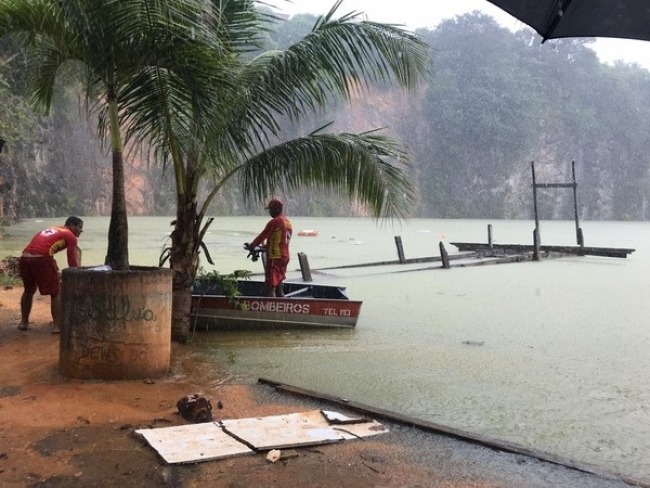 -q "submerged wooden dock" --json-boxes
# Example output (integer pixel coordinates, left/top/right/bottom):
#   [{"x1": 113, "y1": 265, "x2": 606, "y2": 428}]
[
  {"x1": 293, "y1": 162, "x2": 636, "y2": 278},
  {"x1": 451, "y1": 242, "x2": 635, "y2": 259},
  {"x1": 295, "y1": 227, "x2": 636, "y2": 279}
]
